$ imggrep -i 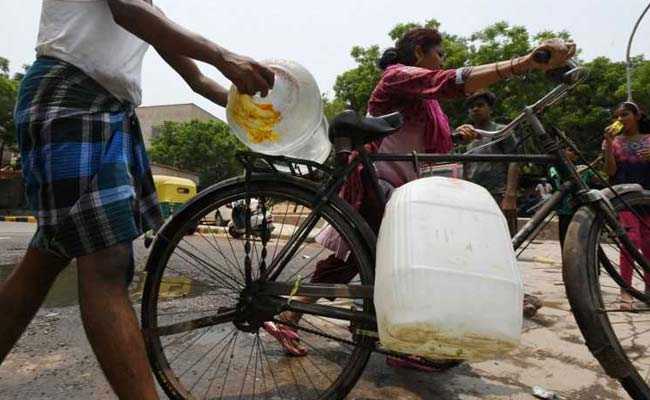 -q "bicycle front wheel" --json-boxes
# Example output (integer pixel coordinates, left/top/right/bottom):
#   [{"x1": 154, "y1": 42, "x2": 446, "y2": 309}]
[
  {"x1": 141, "y1": 174, "x2": 377, "y2": 400},
  {"x1": 563, "y1": 190, "x2": 650, "y2": 399}
]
